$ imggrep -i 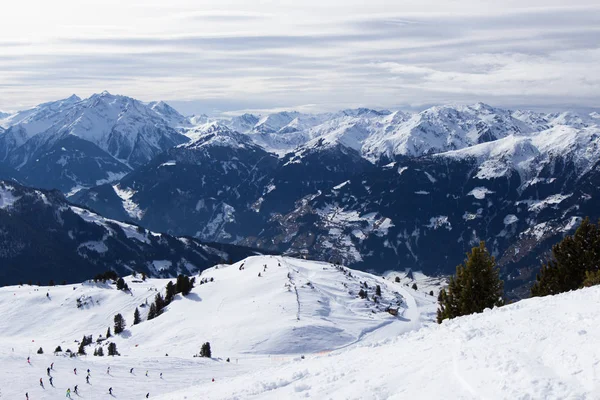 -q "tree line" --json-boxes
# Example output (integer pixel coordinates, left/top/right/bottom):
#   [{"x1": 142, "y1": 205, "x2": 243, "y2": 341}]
[{"x1": 437, "y1": 218, "x2": 600, "y2": 323}]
